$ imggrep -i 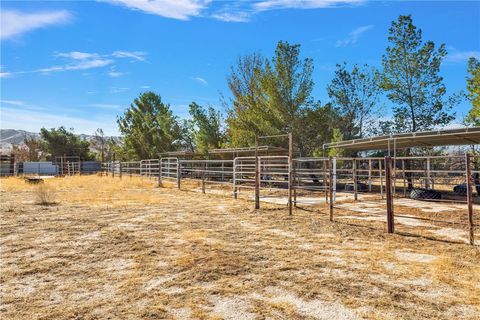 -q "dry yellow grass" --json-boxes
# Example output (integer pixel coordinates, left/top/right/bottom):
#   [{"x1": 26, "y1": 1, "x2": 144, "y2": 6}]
[{"x1": 0, "y1": 175, "x2": 479, "y2": 319}]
